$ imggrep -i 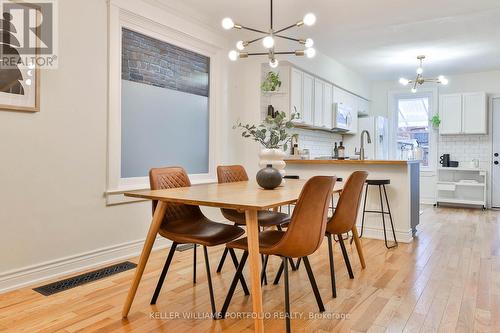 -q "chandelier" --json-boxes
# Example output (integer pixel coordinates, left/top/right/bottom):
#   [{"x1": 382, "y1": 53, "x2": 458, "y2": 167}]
[
  {"x1": 221, "y1": 0, "x2": 316, "y2": 68},
  {"x1": 399, "y1": 55, "x2": 449, "y2": 93}
]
